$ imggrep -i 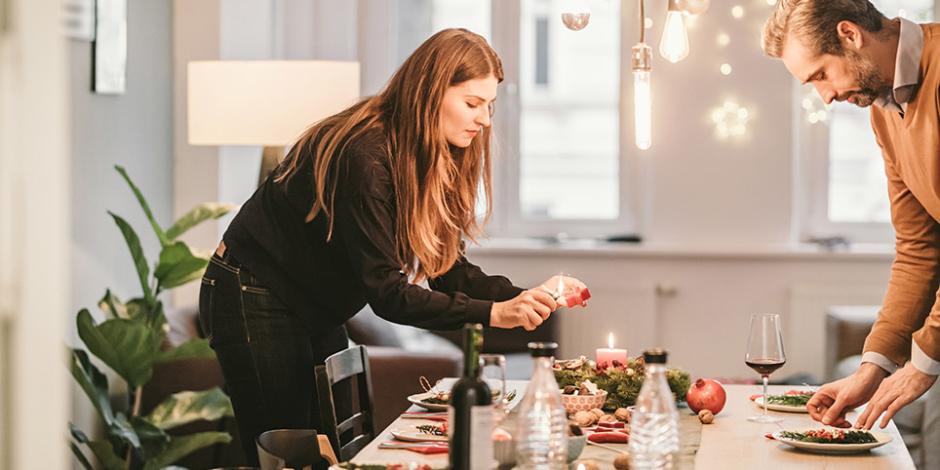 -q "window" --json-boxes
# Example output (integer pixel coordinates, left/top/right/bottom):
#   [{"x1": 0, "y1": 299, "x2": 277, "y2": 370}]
[
  {"x1": 388, "y1": 0, "x2": 630, "y2": 238},
  {"x1": 492, "y1": 0, "x2": 629, "y2": 237},
  {"x1": 804, "y1": 1, "x2": 935, "y2": 241}
]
